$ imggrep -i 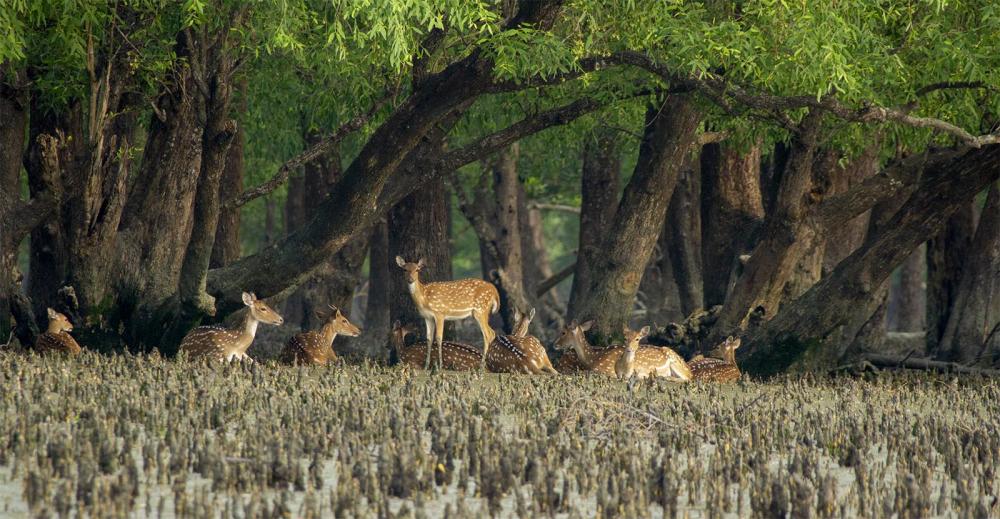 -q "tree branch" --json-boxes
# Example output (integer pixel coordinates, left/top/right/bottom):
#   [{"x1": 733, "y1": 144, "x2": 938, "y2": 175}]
[
  {"x1": 527, "y1": 202, "x2": 580, "y2": 214},
  {"x1": 224, "y1": 92, "x2": 394, "y2": 209},
  {"x1": 536, "y1": 261, "x2": 576, "y2": 297}
]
